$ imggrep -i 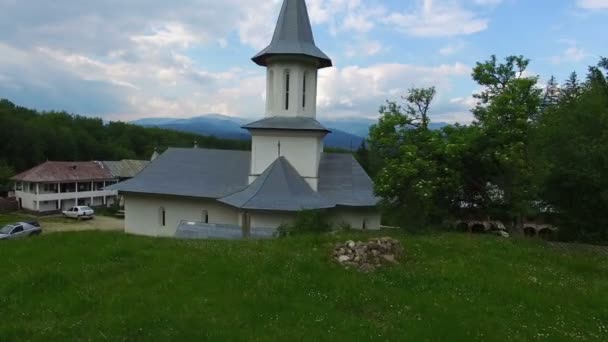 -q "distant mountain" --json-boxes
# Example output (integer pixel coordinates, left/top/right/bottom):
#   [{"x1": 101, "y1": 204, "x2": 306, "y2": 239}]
[
  {"x1": 131, "y1": 114, "x2": 449, "y2": 150},
  {"x1": 131, "y1": 114, "x2": 365, "y2": 150}
]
